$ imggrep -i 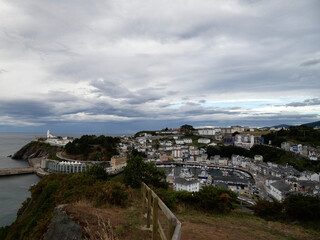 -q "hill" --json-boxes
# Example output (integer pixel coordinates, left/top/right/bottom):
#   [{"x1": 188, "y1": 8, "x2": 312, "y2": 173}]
[
  {"x1": 302, "y1": 120, "x2": 320, "y2": 128},
  {"x1": 1, "y1": 172, "x2": 319, "y2": 240},
  {"x1": 262, "y1": 124, "x2": 291, "y2": 130},
  {"x1": 262, "y1": 125, "x2": 320, "y2": 148}
]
